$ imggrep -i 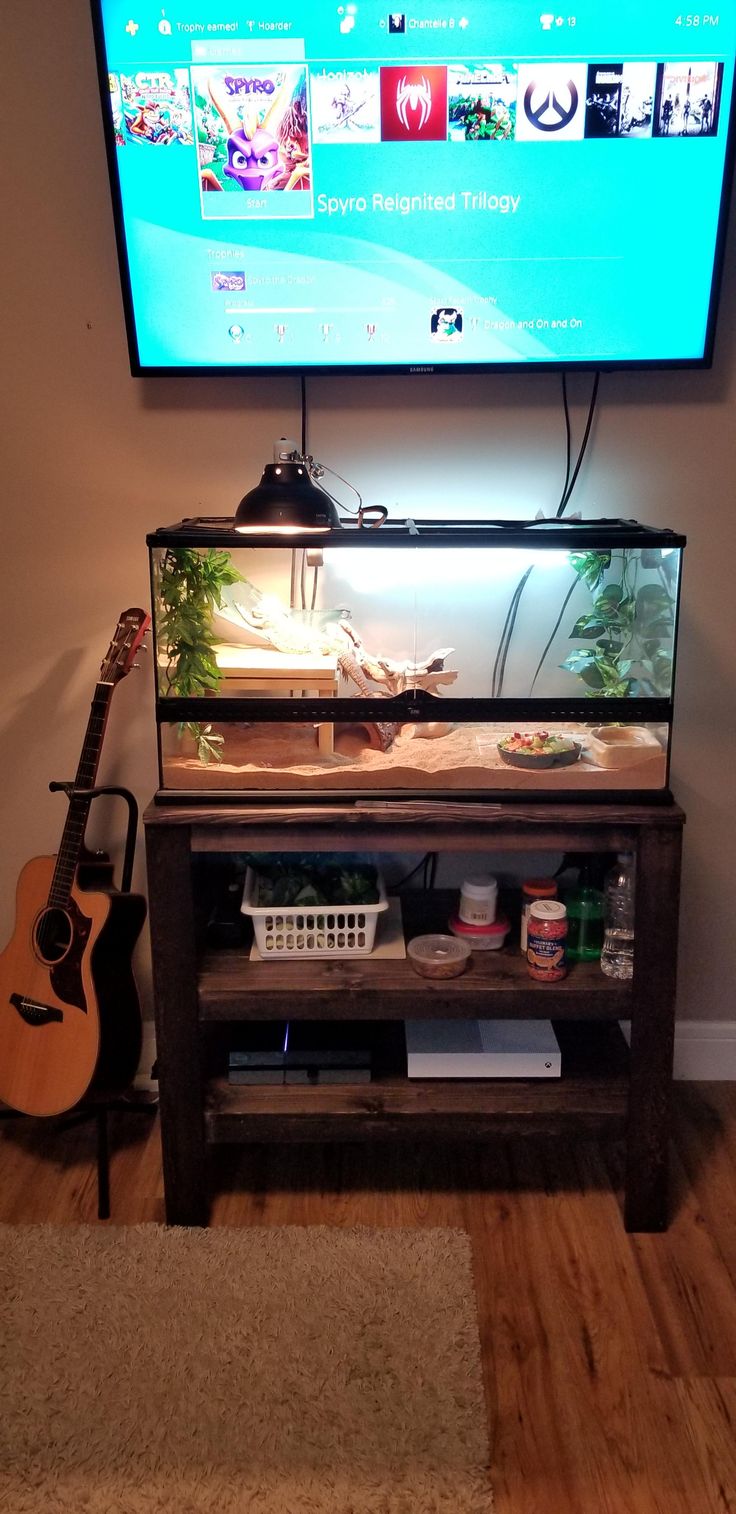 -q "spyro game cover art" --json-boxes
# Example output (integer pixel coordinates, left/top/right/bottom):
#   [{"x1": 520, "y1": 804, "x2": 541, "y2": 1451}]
[
  {"x1": 192, "y1": 65, "x2": 313, "y2": 220},
  {"x1": 110, "y1": 69, "x2": 194, "y2": 146}
]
